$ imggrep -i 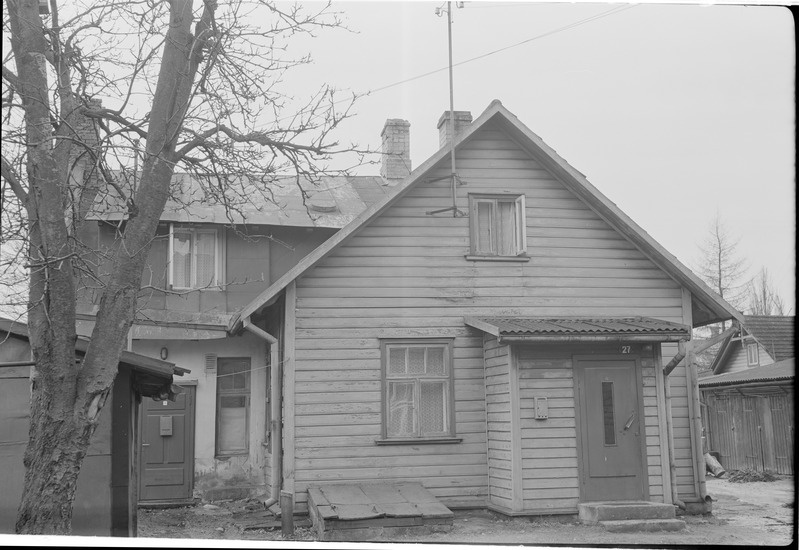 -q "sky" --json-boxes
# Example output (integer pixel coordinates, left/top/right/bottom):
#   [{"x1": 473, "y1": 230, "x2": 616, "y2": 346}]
[{"x1": 281, "y1": 0, "x2": 796, "y2": 312}]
